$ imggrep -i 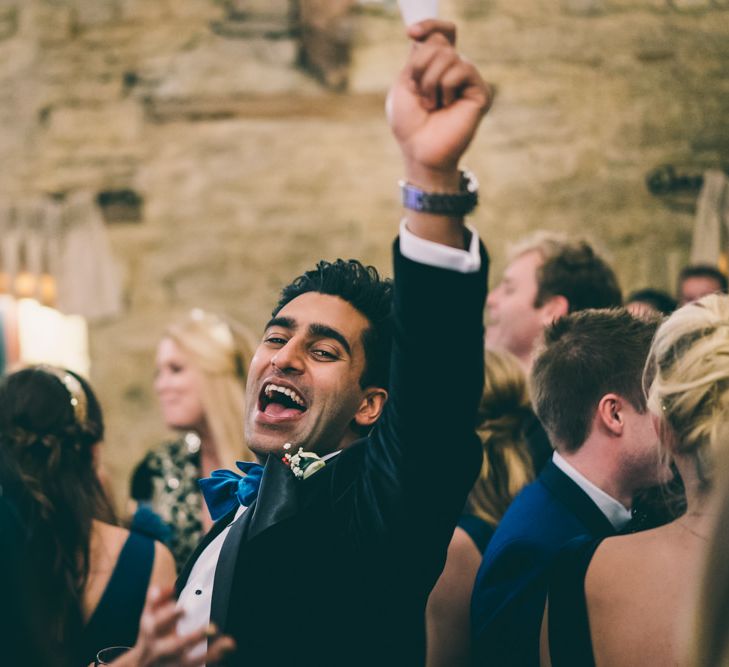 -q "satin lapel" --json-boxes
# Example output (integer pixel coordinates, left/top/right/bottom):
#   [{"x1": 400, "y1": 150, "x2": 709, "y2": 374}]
[
  {"x1": 208, "y1": 457, "x2": 299, "y2": 630},
  {"x1": 209, "y1": 504, "x2": 254, "y2": 630},
  {"x1": 539, "y1": 461, "x2": 616, "y2": 538},
  {"x1": 204, "y1": 457, "x2": 308, "y2": 629},
  {"x1": 176, "y1": 506, "x2": 238, "y2": 595},
  {"x1": 247, "y1": 454, "x2": 300, "y2": 541}
]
